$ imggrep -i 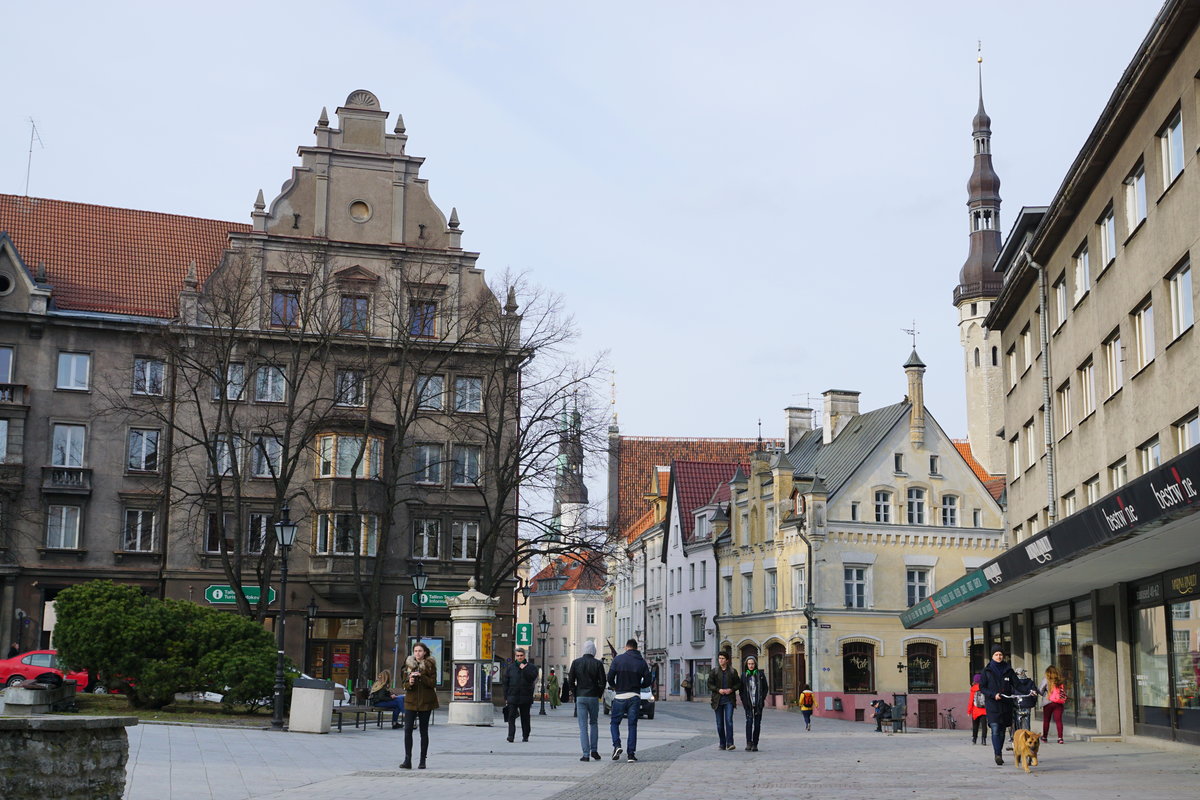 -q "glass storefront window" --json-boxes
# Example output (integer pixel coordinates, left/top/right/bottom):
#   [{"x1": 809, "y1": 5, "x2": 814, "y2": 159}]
[
  {"x1": 1134, "y1": 605, "x2": 1171, "y2": 727},
  {"x1": 1075, "y1": 618, "x2": 1096, "y2": 721},
  {"x1": 1170, "y1": 599, "x2": 1200, "y2": 735},
  {"x1": 907, "y1": 643, "x2": 938, "y2": 693}
]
